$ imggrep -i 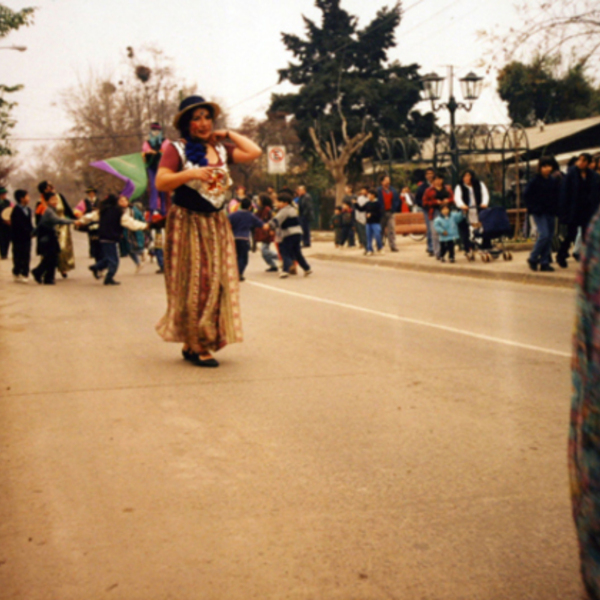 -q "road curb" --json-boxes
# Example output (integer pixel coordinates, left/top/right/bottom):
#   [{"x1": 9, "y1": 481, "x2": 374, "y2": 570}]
[{"x1": 311, "y1": 253, "x2": 575, "y2": 289}]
